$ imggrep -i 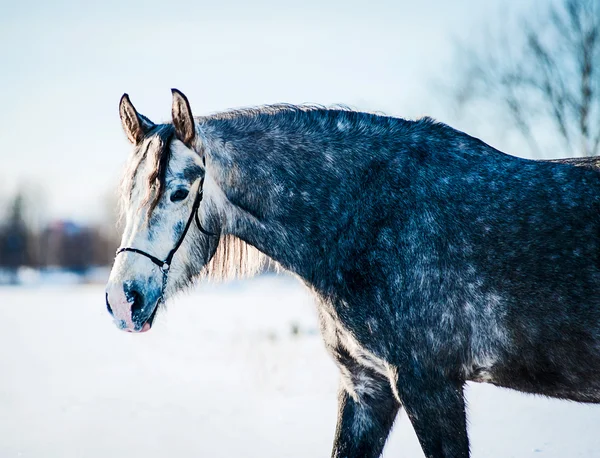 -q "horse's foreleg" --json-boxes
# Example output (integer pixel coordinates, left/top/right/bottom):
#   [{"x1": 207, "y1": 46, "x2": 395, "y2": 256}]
[
  {"x1": 393, "y1": 371, "x2": 469, "y2": 458},
  {"x1": 331, "y1": 367, "x2": 399, "y2": 458}
]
